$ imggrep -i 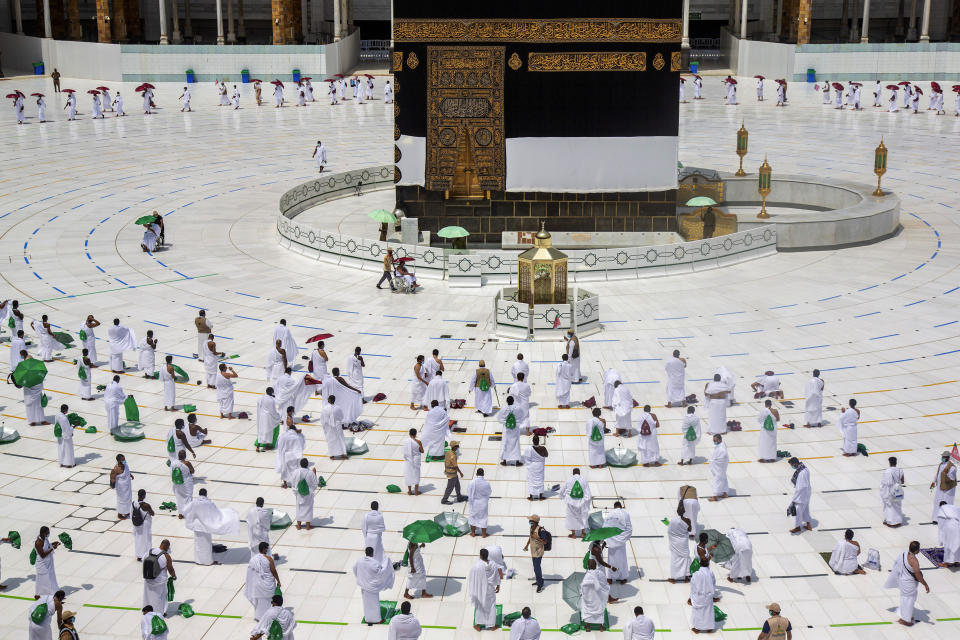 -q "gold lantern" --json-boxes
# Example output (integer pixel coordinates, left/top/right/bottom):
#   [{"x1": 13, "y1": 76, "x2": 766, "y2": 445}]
[
  {"x1": 757, "y1": 155, "x2": 772, "y2": 219},
  {"x1": 873, "y1": 138, "x2": 887, "y2": 196},
  {"x1": 517, "y1": 223, "x2": 568, "y2": 306},
  {"x1": 735, "y1": 121, "x2": 748, "y2": 177}
]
